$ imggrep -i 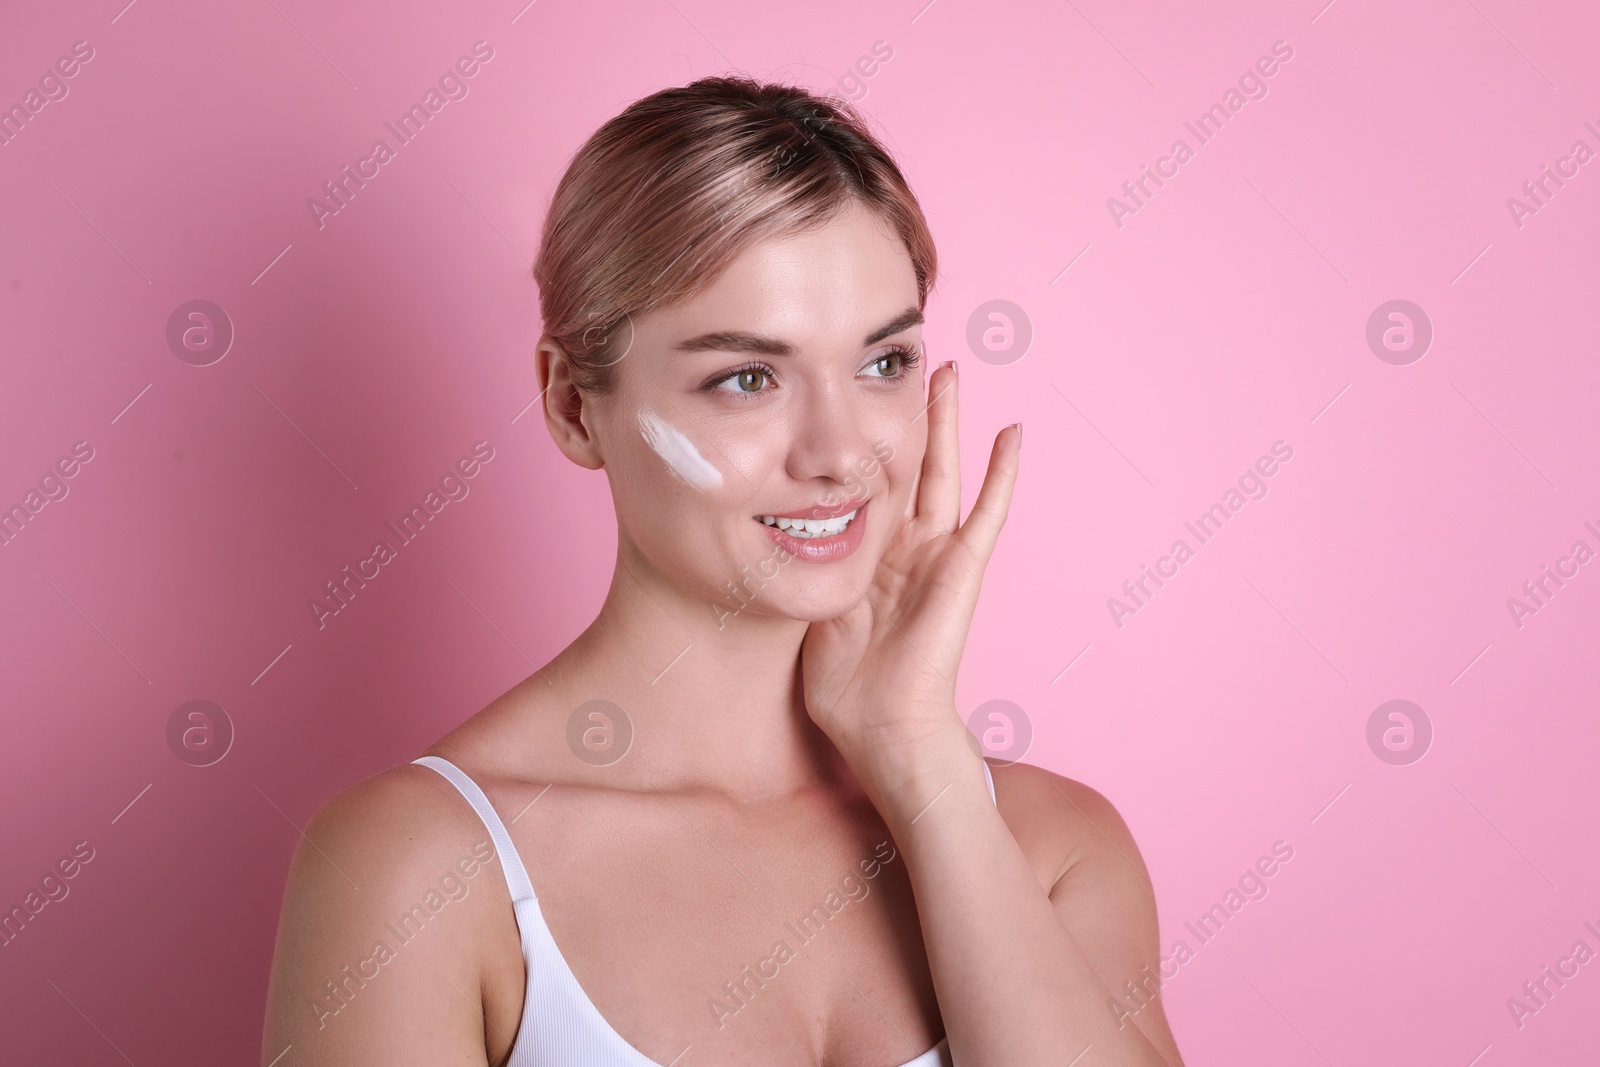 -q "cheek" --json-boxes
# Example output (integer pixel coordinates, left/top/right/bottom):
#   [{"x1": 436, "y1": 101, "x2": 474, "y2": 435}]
[
  {"x1": 637, "y1": 406, "x2": 723, "y2": 491},
  {"x1": 871, "y1": 422, "x2": 924, "y2": 523},
  {"x1": 871, "y1": 415, "x2": 923, "y2": 486},
  {"x1": 672, "y1": 414, "x2": 786, "y2": 504}
]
